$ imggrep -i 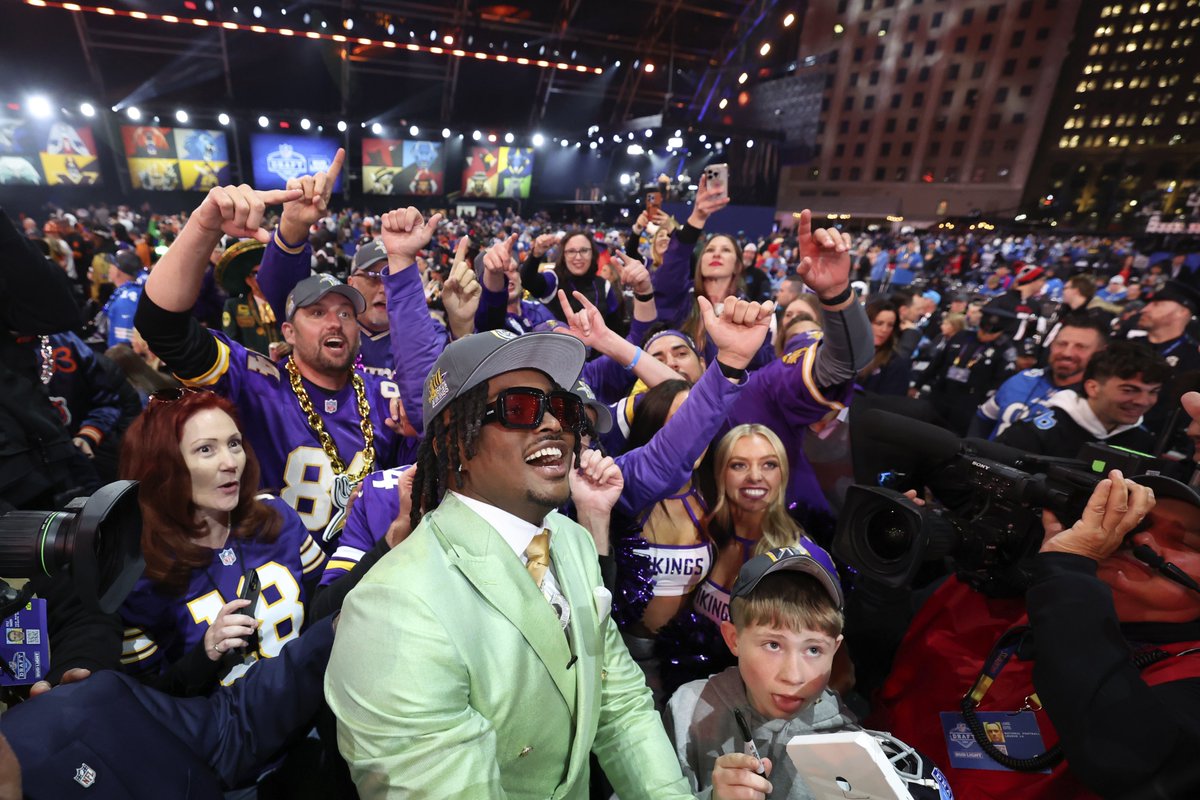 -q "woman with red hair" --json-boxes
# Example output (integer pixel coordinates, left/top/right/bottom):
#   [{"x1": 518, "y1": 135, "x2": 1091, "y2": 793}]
[{"x1": 118, "y1": 389, "x2": 325, "y2": 695}]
